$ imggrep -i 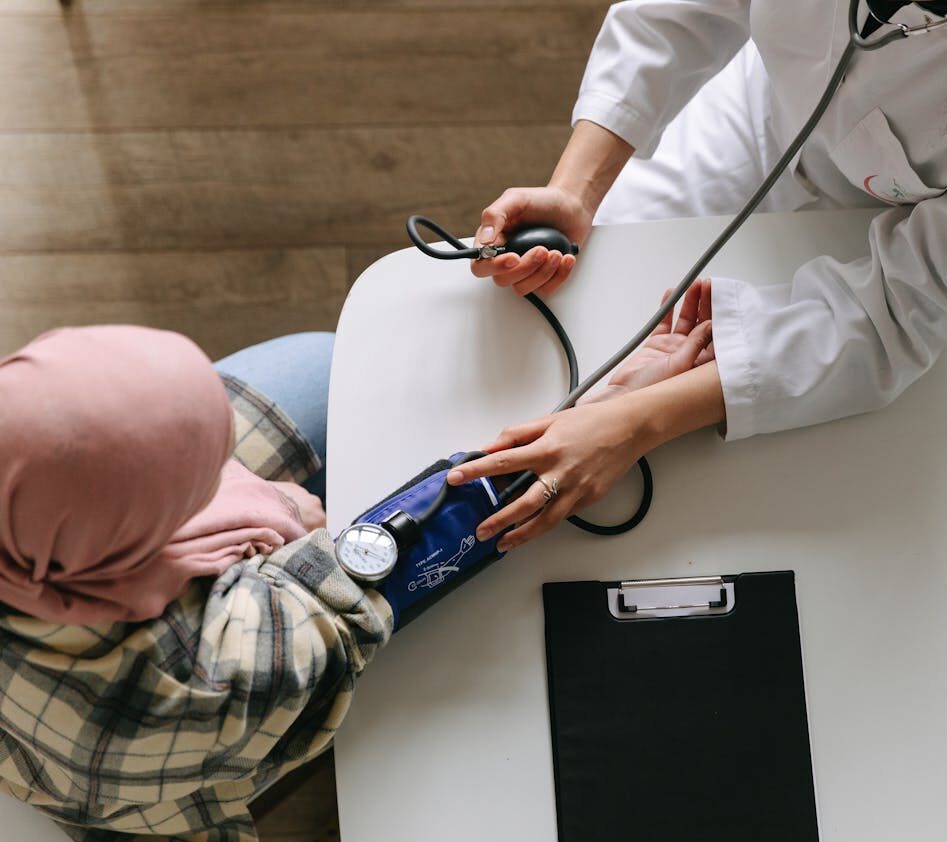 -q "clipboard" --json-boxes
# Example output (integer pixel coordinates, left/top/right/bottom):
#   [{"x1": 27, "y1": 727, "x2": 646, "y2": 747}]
[{"x1": 542, "y1": 571, "x2": 819, "y2": 841}]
